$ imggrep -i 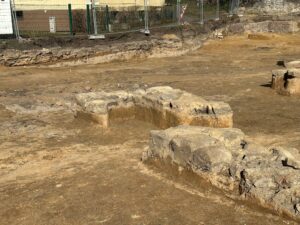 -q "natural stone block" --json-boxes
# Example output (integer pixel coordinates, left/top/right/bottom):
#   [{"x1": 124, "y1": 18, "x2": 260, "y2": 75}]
[
  {"x1": 285, "y1": 60, "x2": 300, "y2": 69},
  {"x1": 271, "y1": 67, "x2": 300, "y2": 95},
  {"x1": 75, "y1": 86, "x2": 233, "y2": 128},
  {"x1": 149, "y1": 125, "x2": 242, "y2": 172},
  {"x1": 145, "y1": 125, "x2": 300, "y2": 221}
]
